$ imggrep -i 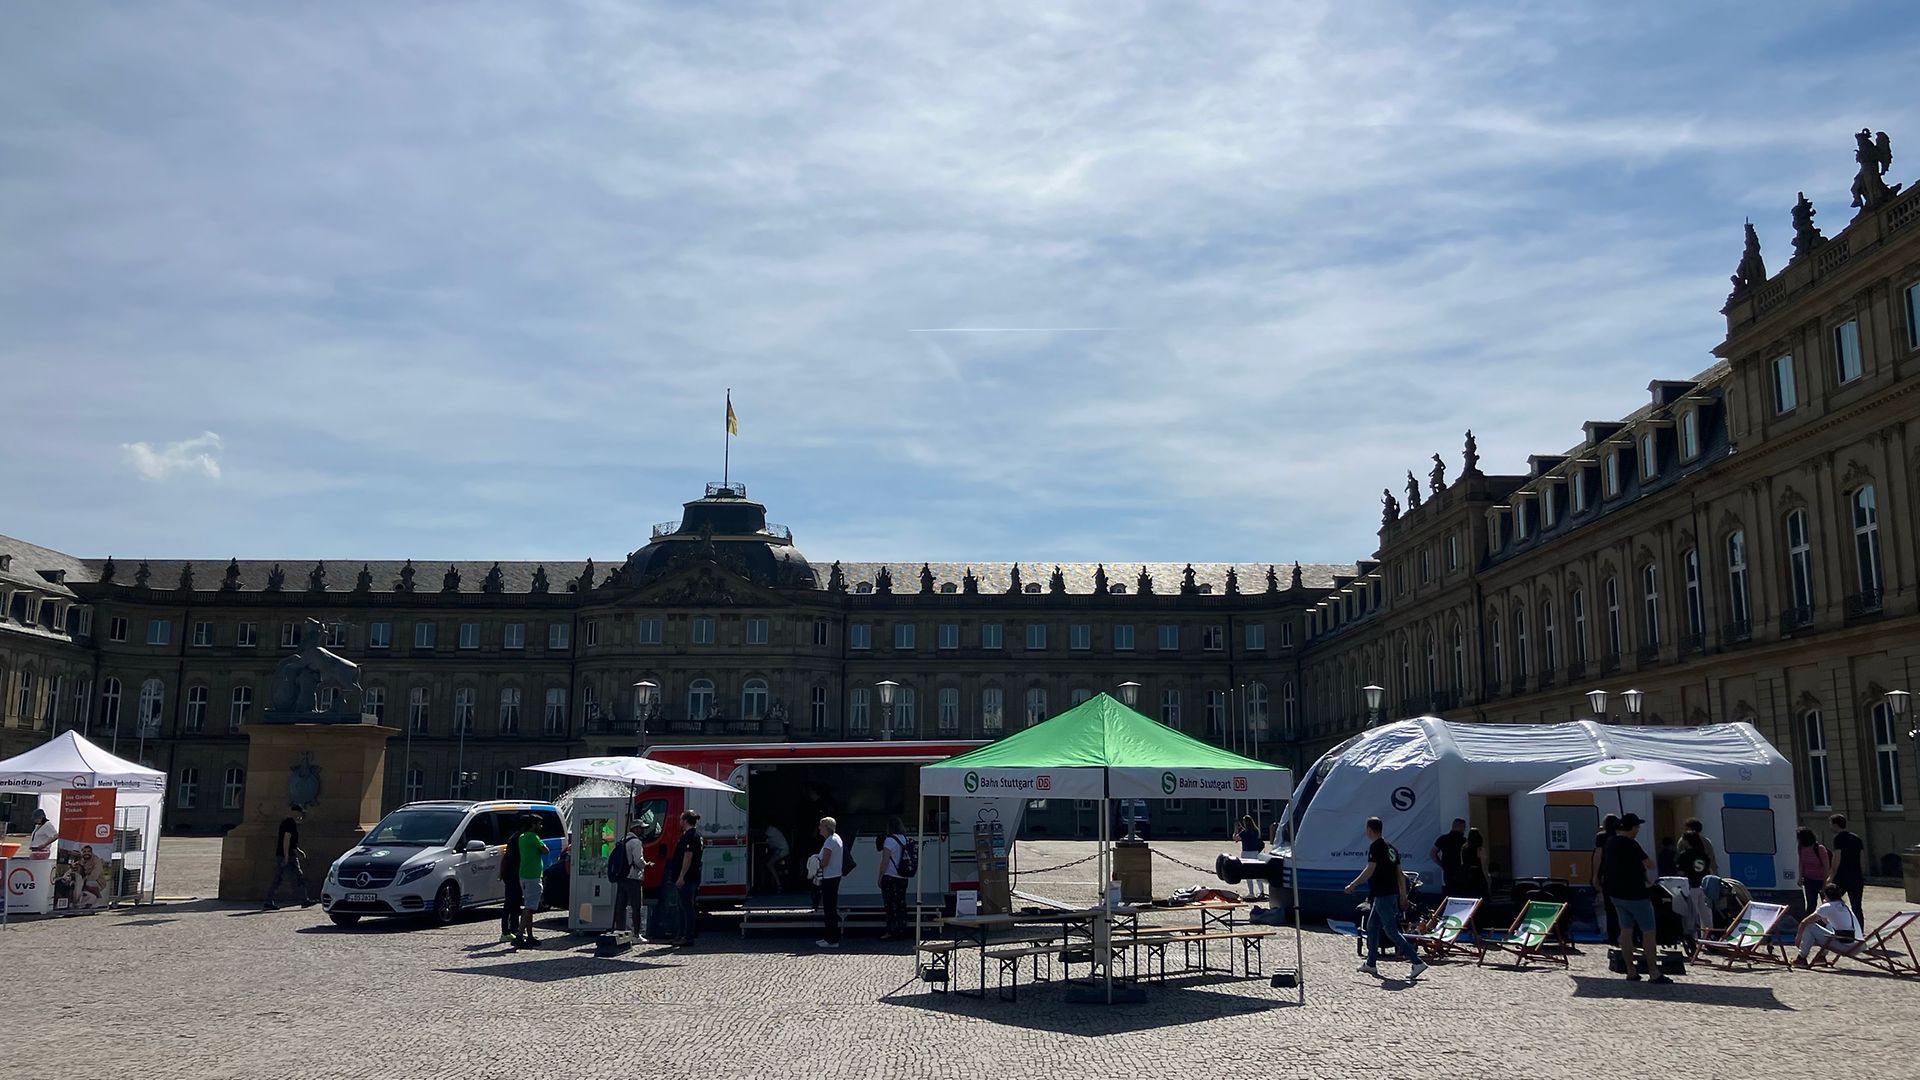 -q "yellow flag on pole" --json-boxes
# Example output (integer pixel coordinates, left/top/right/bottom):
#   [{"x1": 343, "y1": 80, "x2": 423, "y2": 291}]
[{"x1": 726, "y1": 394, "x2": 739, "y2": 435}]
